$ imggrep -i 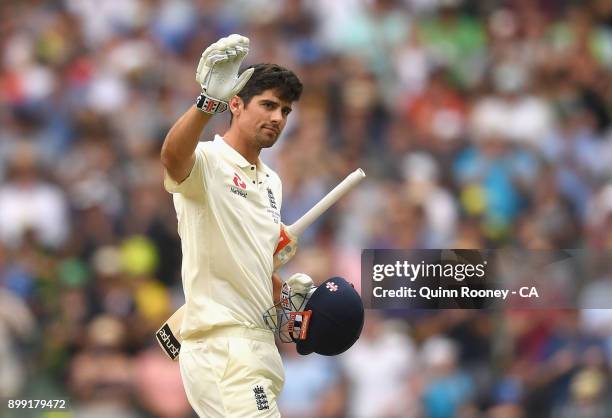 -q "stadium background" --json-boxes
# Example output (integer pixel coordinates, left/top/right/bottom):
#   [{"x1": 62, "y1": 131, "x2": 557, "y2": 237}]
[{"x1": 1, "y1": 0, "x2": 612, "y2": 417}]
